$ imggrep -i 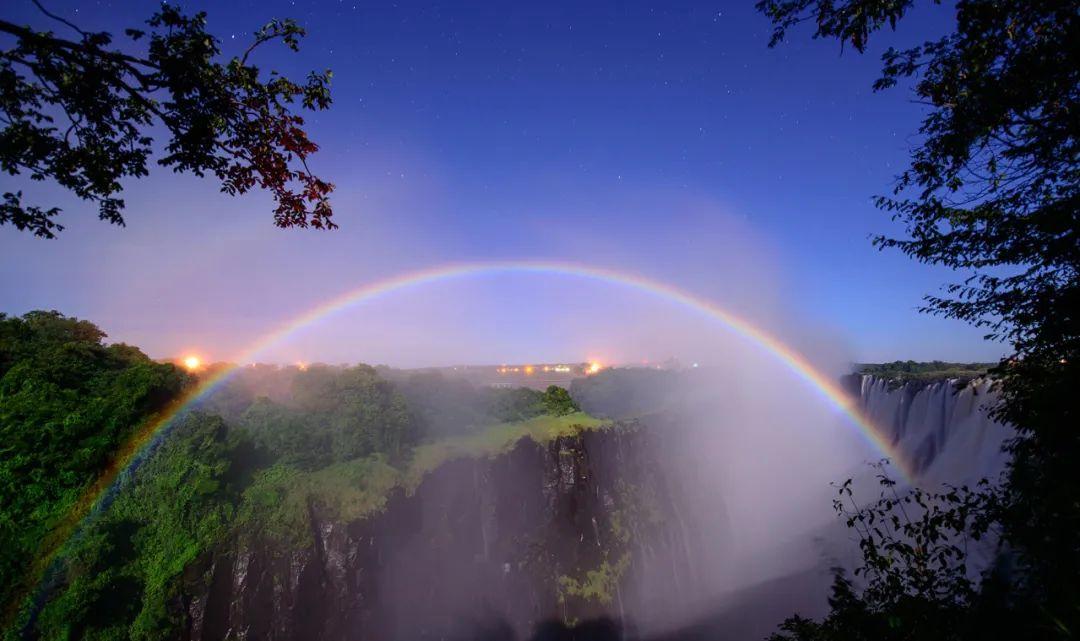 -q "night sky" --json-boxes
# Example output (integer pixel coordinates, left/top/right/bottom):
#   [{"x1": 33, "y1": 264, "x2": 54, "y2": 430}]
[{"x1": 0, "y1": 0, "x2": 1002, "y2": 367}]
